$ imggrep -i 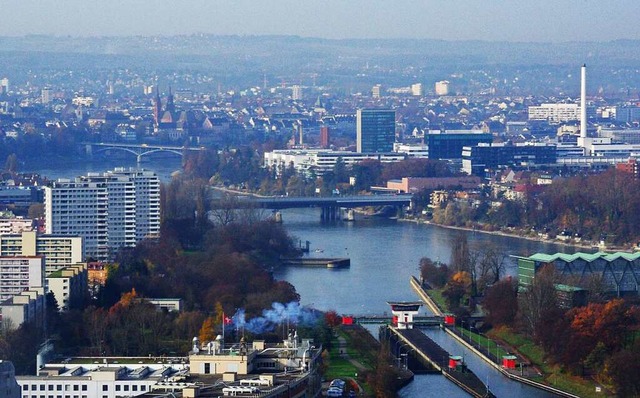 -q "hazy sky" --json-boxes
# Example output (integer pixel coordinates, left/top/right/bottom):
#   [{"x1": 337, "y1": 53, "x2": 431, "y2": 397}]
[{"x1": 1, "y1": 0, "x2": 639, "y2": 42}]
